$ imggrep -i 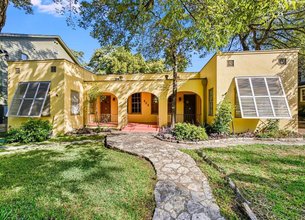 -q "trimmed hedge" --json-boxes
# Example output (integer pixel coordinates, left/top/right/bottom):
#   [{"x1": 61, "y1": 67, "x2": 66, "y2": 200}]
[
  {"x1": 173, "y1": 123, "x2": 208, "y2": 141},
  {"x1": 6, "y1": 119, "x2": 52, "y2": 143}
]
